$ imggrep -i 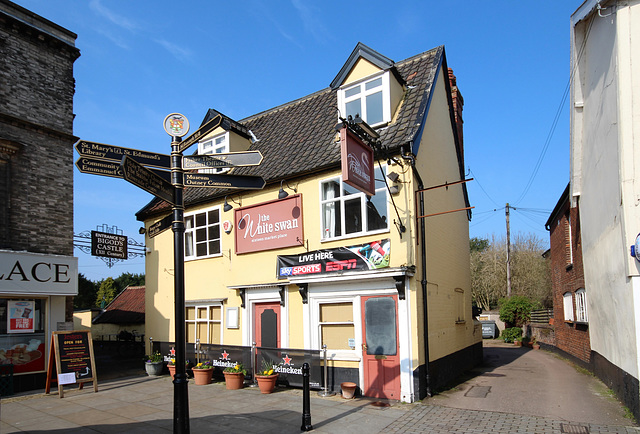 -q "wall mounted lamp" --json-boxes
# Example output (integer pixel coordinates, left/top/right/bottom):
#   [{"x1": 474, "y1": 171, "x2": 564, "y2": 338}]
[
  {"x1": 387, "y1": 172, "x2": 400, "y2": 183},
  {"x1": 278, "y1": 180, "x2": 297, "y2": 199},
  {"x1": 223, "y1": 196, "x2": 241, "y2": 212}
]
